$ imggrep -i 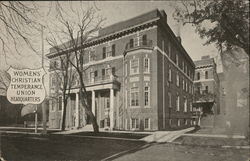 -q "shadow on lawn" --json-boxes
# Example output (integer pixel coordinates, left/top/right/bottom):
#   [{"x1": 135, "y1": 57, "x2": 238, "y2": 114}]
[
  {"x1": 1, "y1": 133, "x2": 149, "y2": 161},
  {"x1": 104, "y1": 143, "x2": 154, "y2": 161}
]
